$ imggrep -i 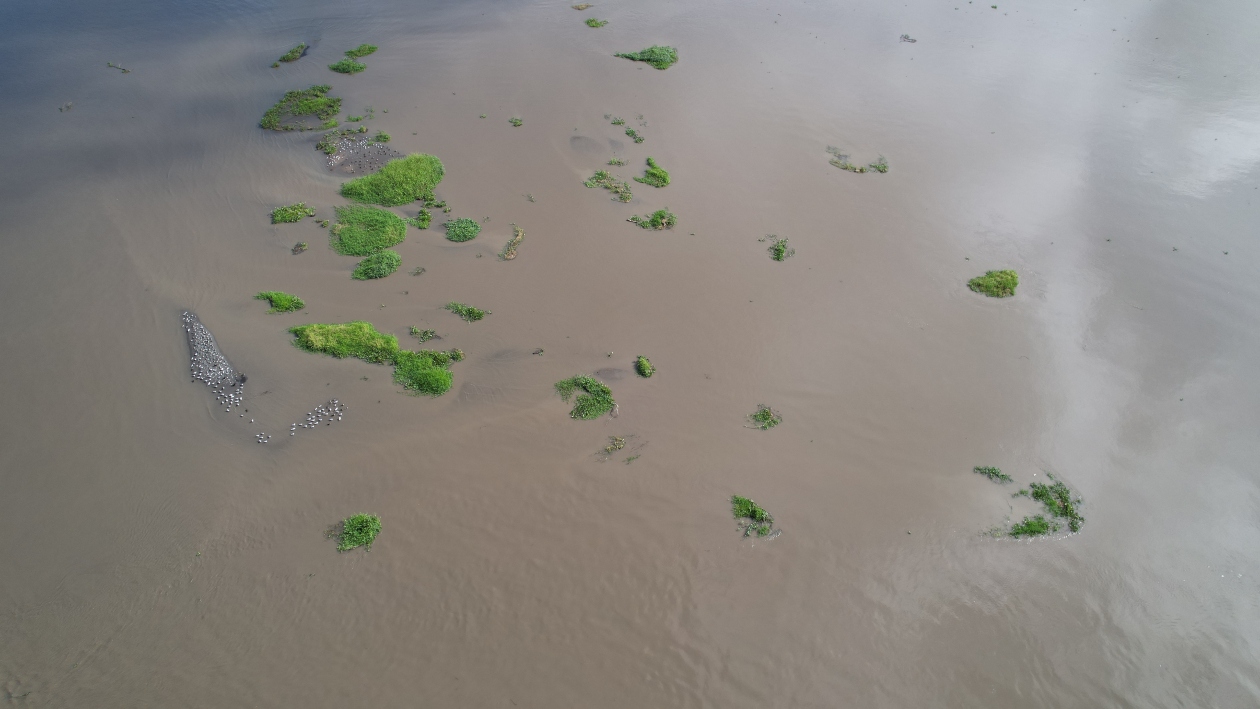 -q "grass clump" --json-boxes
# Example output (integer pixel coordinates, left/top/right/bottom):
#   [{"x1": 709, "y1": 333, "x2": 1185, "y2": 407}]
[
  {"x1": 446, "y1": 302, "x2": 490, "y2": 322},
  {"x1": 344, "y1": 44, "x2": 378, "y2": 59},
  {"x1": 624, "y1": 127, "x2": 645, "y2": 143},
  {"x1": 607, "y1": 157, "x2": 627, "y2": 166},
  {"x1": 731, "y1": 495, "x2": 775, "y2": 537},
  {"x1": 404, "y1": 209, "x2": 431, "y2": 229},
  {"x1": 584, "y1": 170, "x2": 633, "y2": 202},
  {"x1": 554, "y1": 375, "x2": 616, "y2": 419},
  {"x1": 500, "y1": 224, "x2": 525, "y2": 260},
  {"x1": 635, "y1": 355, "x2": 654, "y2": 377},
  {"x1": 444, "y1": 217, "x2": 481, "y2": 242},
  {"x1": 330, "y1": 205, "x2": 407, "y2": 255},
  {"x1": 509, "y1": 117, "x2": 523, "y2": 127},
  {"x1": 585, "y1": 18, "x2": 609, "y2": 27},
  {"x1": 967, "y1": 270, "x2": 1019, "y2": 298},
  {"x1": 974, "y1": 466, "x2": 1013, "y2": 483},
  {"x1": 1019, "y1": 476, "x2": 1084, "y2": 532},
  {"x1": 255, "y1": 291, "x2": 305, "y2": 313},
  {"x1": 292, "y1": 241, "x2": 309, "y2": 254},
  {"x1": 352, "y1": 250, "x2": 401, "y2": 280},
  {"x1": 328, "y1": 59, "x2": 366, "y2": 74},
  {"x1": 410, "y1": 326, "x2": 437, "y2": 342},
  {"x1": 826, "y1": 147, "x2": 890, "y2": 174},
  {"x1": 271, "y1": 202, "x2": 315, "y2": 224},
  {"x1": 336, "y1": 513, "x2": 381, "y2": 551},
  {"x1": 628, "y1": 208, "x2": 677, "y2": 230},
  {"x1": 289, "y1": 321, "x2": 458, "y2": 395},
  {"x1": 748, "y1": 405, "x2": 781, "y2": 430},
  {"x1": 767, "y1": 235, "x2": 794, "y2": 261},
  {"x1": 633, "y1": 157, "x2": 670, "y2": 187},
  {"x1": 615, "y1": 45, "x2": 679, "y2": 70},
  {"x1": 277, "y1": 43, "x2": 306, "y2": 64},
  {"x1": 373, "y1": 130, "x2": 391, "y2": 142},
  {"x1": 260, "y1": 84, "x2": 341, "y2": 131},
  {"x1": 340, "y1": 153, "x2": 445, "y2": 207},
  {"x1": 1009, "y1": 515, "x2": 1051, "y2": 538}
]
